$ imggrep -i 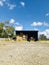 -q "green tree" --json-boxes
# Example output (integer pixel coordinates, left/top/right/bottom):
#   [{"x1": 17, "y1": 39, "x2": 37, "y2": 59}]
[
  {"x1": 1, "y1": 30, "x2": 7, "y2": 38},
  {"x1": 0, "y1": 21, "x2": 15, "y2": 38},
  {"x1": 39, "y1": 34, "x2": 47, "y2": 40},
  {"x1": 5, "y1": 26, "x2": 15, "y2": 38},
  {"x1": 0, "y1": 23, "x2": 4, "y2": 33},
  {"x1": 0, "y1": 23, "x2": 4, "y2": 37}
]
